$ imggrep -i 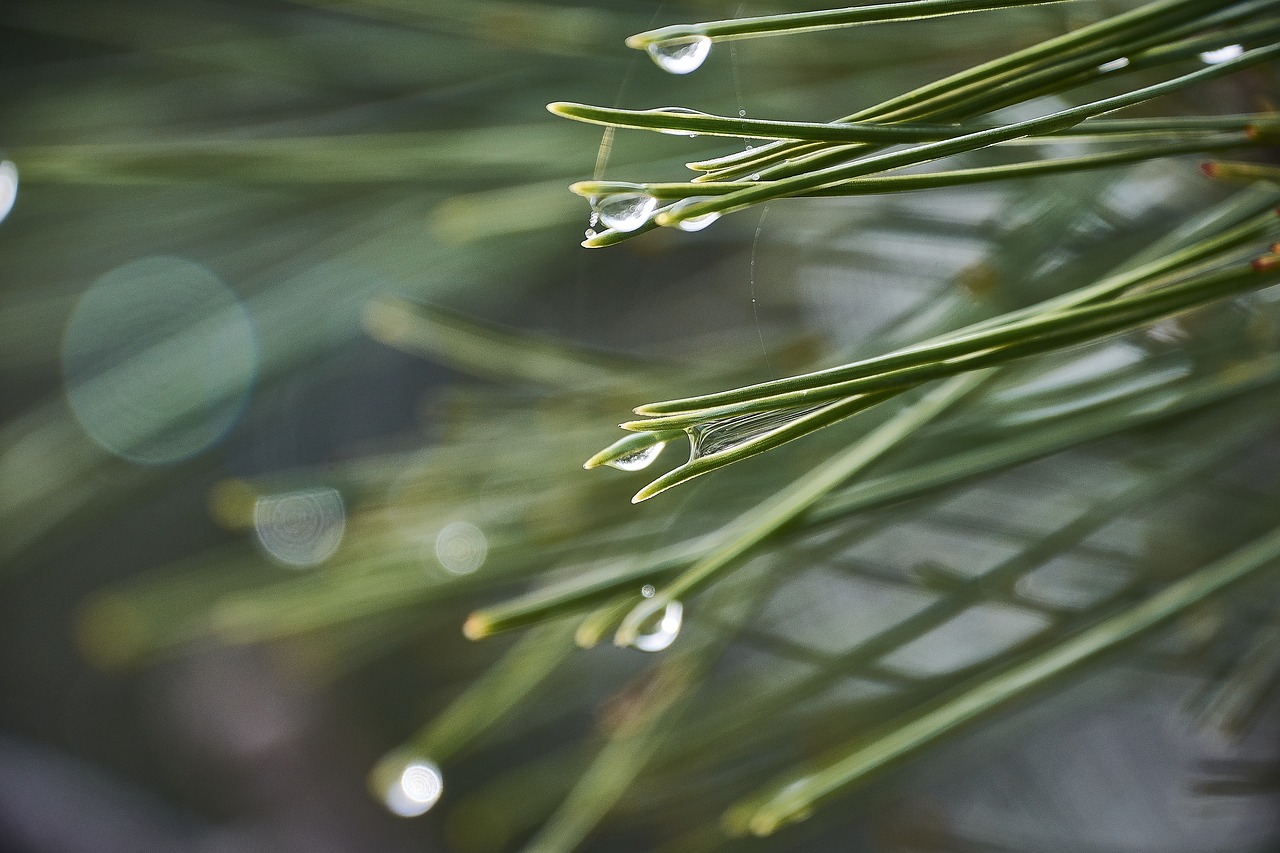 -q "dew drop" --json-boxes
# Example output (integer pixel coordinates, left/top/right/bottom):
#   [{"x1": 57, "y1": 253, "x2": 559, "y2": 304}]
[
  {"x1": 646, "y1": 36, "x2": 711, "y2": 74},
  {"x1": 383, "y1": 760, "x2": 444, "y2": 818},
  {"x1": 666, "y1": 197, "x2": 721, "y2": 232},
  {"x1": 641, "y1": 584, "x2": 656, "y2": 598},
  {"x1": 1199, "y1": 44, "x2": 1244, "y2": 64},
  {"x1": 738, "y1": 109, "x2": 746, "y2": 117},
  {"x1": 606, "y1": 440, "x2": 667, "y2": 471},
  {"x1": 648, "y1": 107, "x2": 708, "y2": 137},
  {"x1": 594, "y1": 193, "x2": 658, "y2": 233},
  {"x1": 584, "y1": 227, "x2": 598, "y2": 239},
  {"x1": 631, "y1": 600, "x2": 683, "y2": 652}
]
